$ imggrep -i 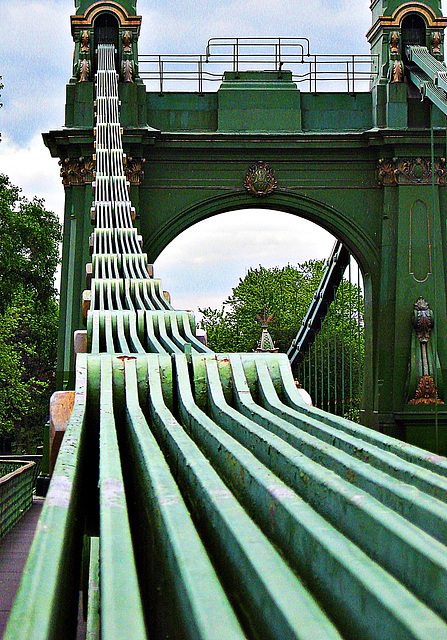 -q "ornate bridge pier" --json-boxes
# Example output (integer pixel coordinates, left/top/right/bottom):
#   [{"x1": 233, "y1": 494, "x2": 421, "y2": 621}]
[{"x1": 44, "y1": 0, "x2": 447, "y2": 448}]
